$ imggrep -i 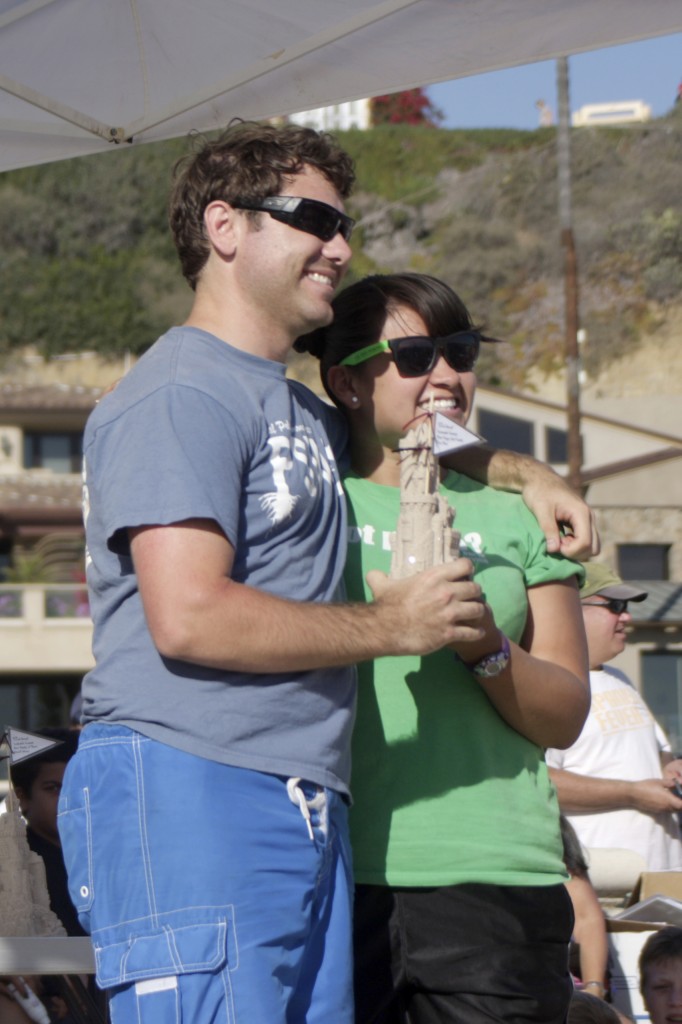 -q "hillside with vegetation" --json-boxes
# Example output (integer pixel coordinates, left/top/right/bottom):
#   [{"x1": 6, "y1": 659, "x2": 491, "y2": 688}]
[{"x1": 0, "y1": 110, "x2": 680, "y2": 396}]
